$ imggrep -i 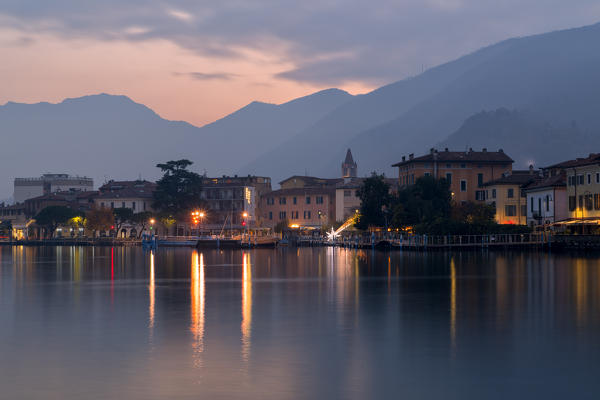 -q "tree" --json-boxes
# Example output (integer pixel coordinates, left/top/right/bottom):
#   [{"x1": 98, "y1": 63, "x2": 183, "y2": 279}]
[
  {"x1": 355, "y1": 173, "x2": 391, "y2": 230},
  {"x1": 451, "y1": 202, "x2": 495, "y2": 225},
  {"x1": 113, "y1": 207, "x2": 134, "y2": 237},
  {"x1": 131, "y1": 211, "x2": 154, "y2": 238},
  {"x1": 391, "y1": 176, "x2": 452, "y2": 229},
  {"x1": 85, "y1": 207, "x2": 115, "y2": 237},
  {"x1": 34, "y1": 206, "x2": 77, "y2": 238},
  {"x1": 152, "y1": 159, "x2": 206, "y2": 220}
]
